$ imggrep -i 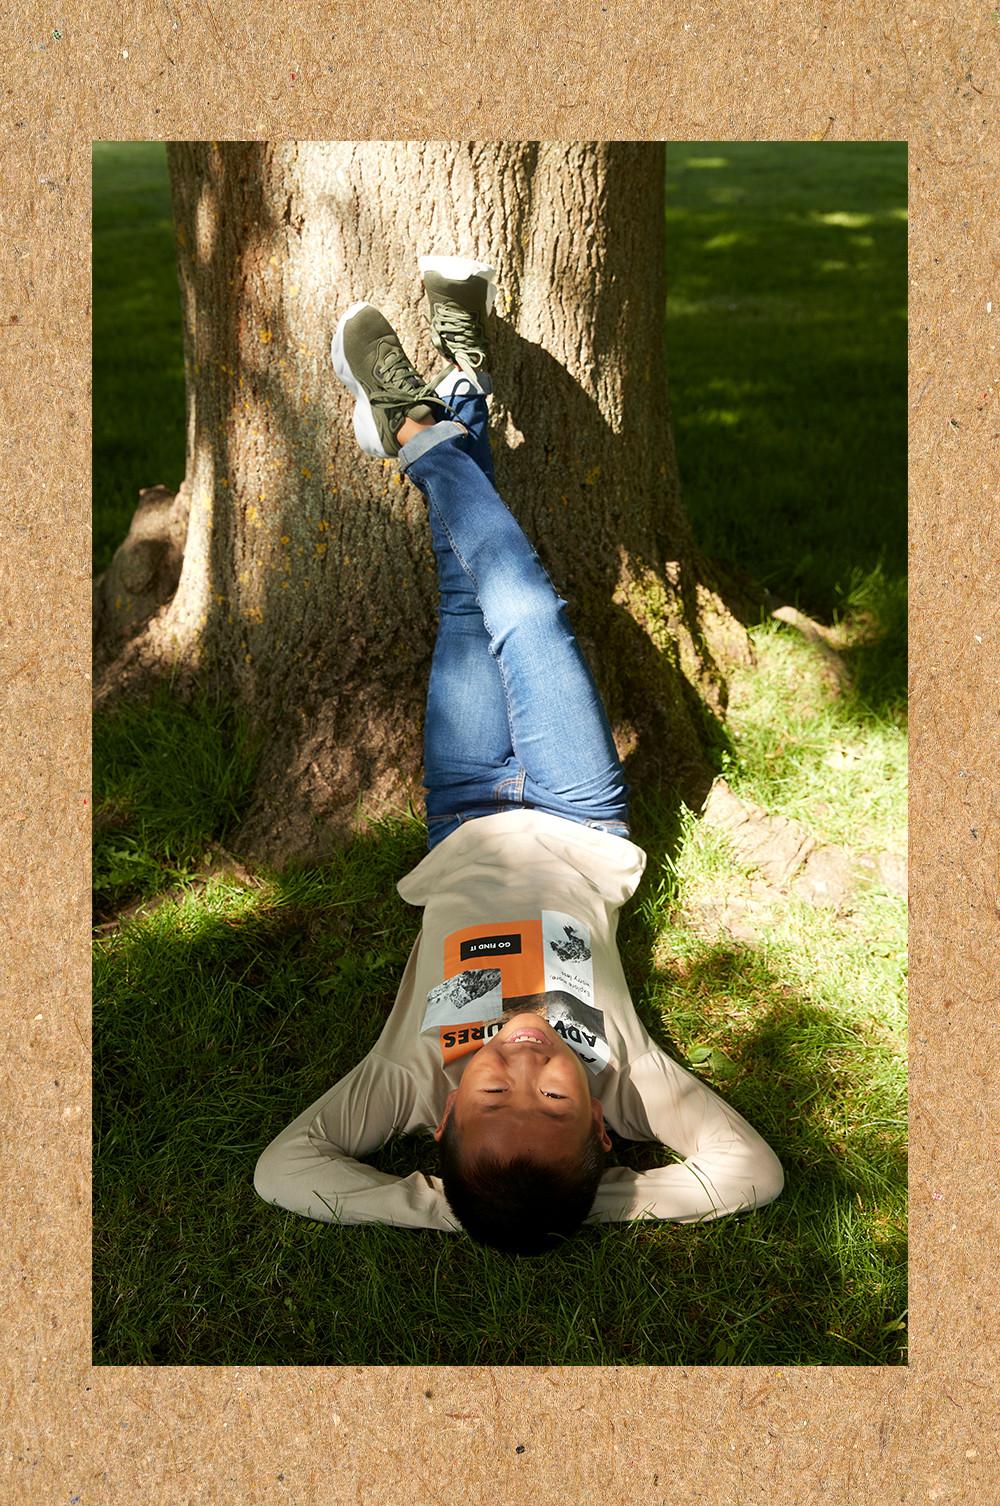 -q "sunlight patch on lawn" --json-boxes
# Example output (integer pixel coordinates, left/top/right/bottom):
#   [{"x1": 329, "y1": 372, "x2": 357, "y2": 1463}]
[
  {"x1": 691, "y1": 407, "x2": 743, "y2": 428},
  {"x1": 703, "y1": 375, "x2": 770, "y2": 396},
  {"x1": 703, "y1": 230, "x2": 746, "y2": 250},
  {"x1": 651, "y1": 618, "x2": 907, "y2": 1040},
  {"x1": 812, "y1": 211, "x2": 875, "y2": 228}
]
